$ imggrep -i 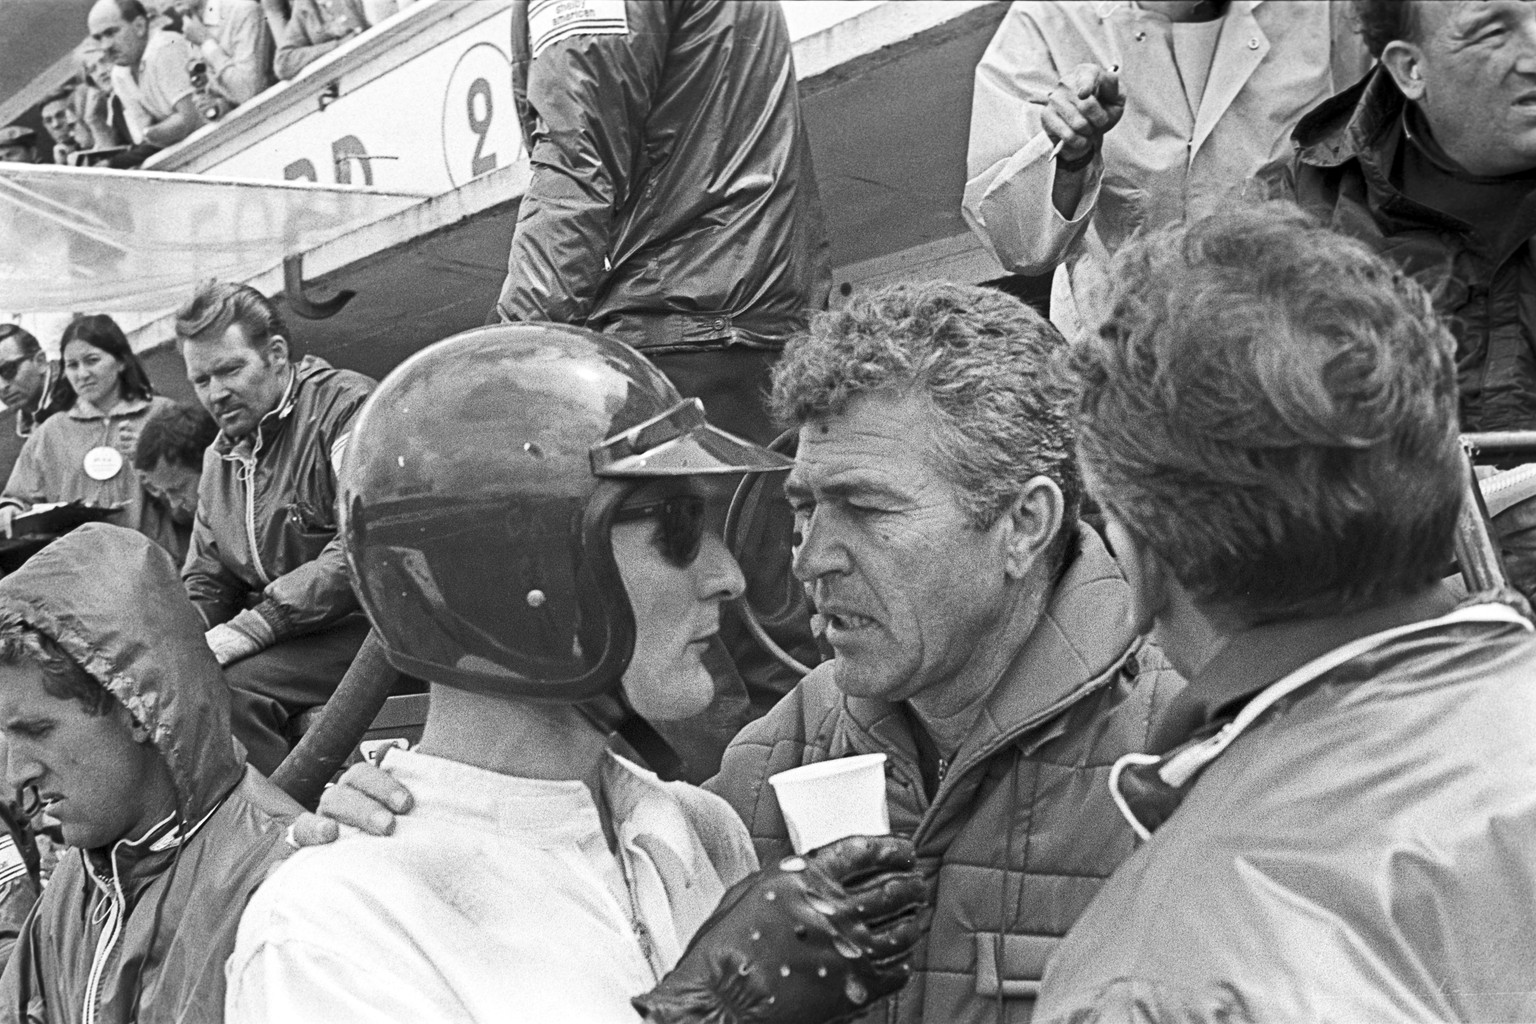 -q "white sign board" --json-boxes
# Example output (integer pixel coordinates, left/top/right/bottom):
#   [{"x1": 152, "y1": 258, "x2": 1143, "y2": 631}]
[{"x1": 203, "y1": 7, "x2": 522, "y2": 195}]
